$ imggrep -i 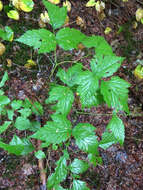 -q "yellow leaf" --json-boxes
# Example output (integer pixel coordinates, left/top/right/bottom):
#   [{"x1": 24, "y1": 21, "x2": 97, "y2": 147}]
[
  {"x1": 98, "y1": 12, "x2": 106, "y2": 21},
  {"x1": 0, "y1": 43, "x2": 6, "y2": 56},
  {"x1": 76, "y1": 16, "x2": 85, "y2": 28},
  {"x1": 136, "y1": 8, "x2": 143, "y2": 22},
  {"x1": 95, "y1": 1, "x2": 105, "y2": 13},
  {"x1": 40, "y1": 11, "x2": 50, "y2": 23},
  {"x1": 7, "y1": 10, "x2": 19, "y2": 20},
  {"x1": 12, "y1": 0, "x2": 21, "y2": 10},
  {"x1": 0, "y1": 1, "x2": 3, "y2": 11},
  {"x1": 86, "y1": 0, "x2": 96, "y2": 7},
  {"x1": 132, "y1": 21, "x2": 138, "y2": 29},
  {"x1": 104, "y1": 27, "x2": 112, "y2": 34},
  {"x1": 122, "y1": 0, "x2": 128, "y2": 2},
  {"x1": 6, "y1": 59, "x2": 12, "y2": 67},
  {"x1": 24, "y1": 59, "x2": 36, "y2": 69},
  {"x1": 134, "y1": 65, "x2": 143, "y2": 80},
  {"x1": 19, "y1": 0, "x2": 34, "y2": 12},
  {"x1": 38, "y1": 20, "x2": 46, "y2": 28},
  {"x1": 64, "y1": 16, "x2": 69, "y2": 26},
  {"x1": 63, "y1": 1, "x2": 71, "y2": 12},
  {"x1": 48, "y1": 0, "x2": 60, "y2": 4}
]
